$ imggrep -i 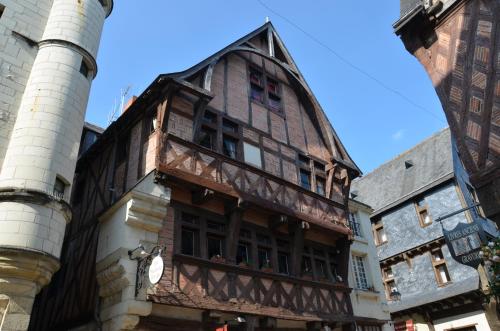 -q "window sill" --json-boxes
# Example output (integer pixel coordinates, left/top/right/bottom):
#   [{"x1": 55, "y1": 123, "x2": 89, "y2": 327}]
[
  {"x1": 353, "y1": 236, "x2": 368, "y2": 244},
  {"x1": 353, "y1": 288, "x2": 380, "y2": 299}
]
